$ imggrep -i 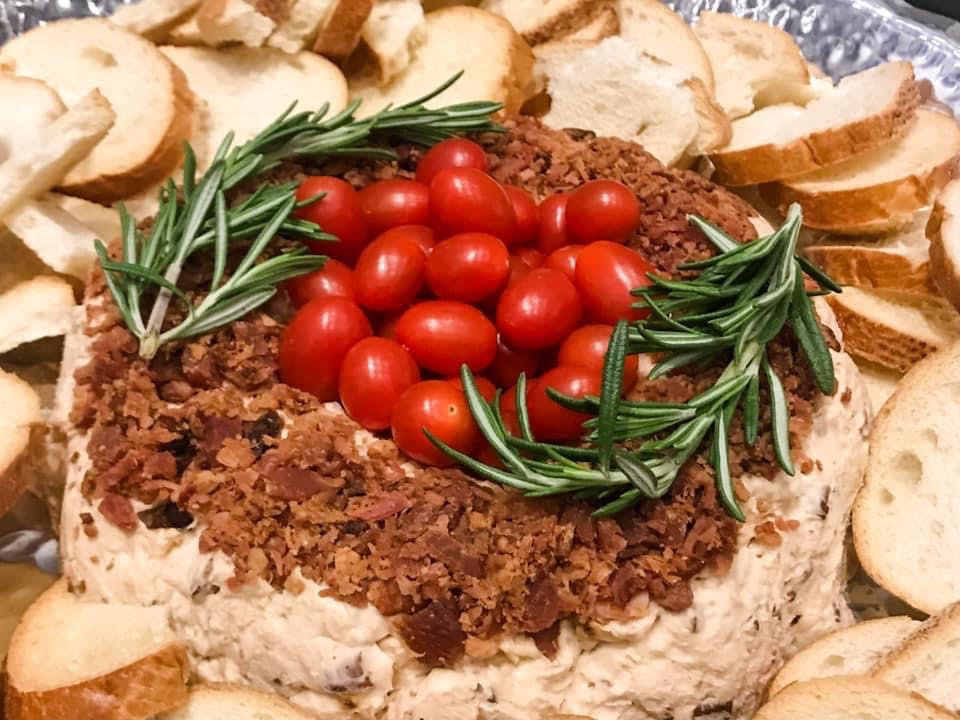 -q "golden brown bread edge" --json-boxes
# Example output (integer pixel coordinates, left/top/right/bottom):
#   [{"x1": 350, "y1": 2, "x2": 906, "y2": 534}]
[
  {"x1": 312, "y1": 0, "x2": 374, "y2": 60},
  {"x1": 802, "y1": 244, "x2": 934, "y2": 295},
  {"x1": 928, "y1": 182, "x2": 960, "y2": 312}
]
